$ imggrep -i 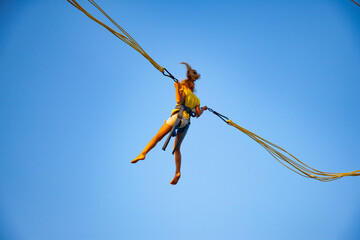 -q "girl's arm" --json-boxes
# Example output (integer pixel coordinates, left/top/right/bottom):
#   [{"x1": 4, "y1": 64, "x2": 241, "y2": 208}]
[
  {"x1": 195, "y1": 105, "x2": 208, "y2": 118},
  {"x1": 174, "y1": 82, "x2": 185, "y2": 103}
]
